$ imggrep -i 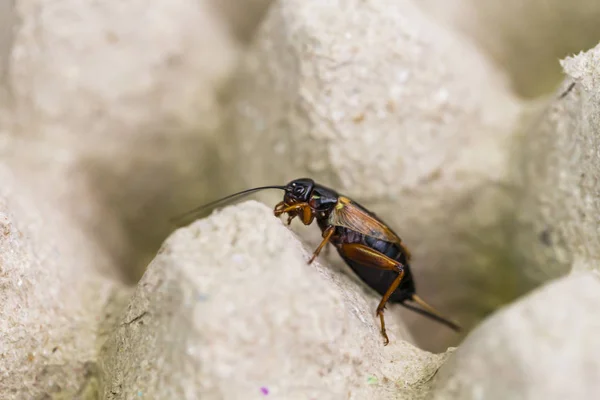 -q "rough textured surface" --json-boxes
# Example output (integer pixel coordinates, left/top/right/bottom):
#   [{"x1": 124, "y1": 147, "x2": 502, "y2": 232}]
[
  {"x1": 0, "y1": 166, "x2": 122, "y2": 399},
  {"x1": 226, "y1": 0, "x2": 523, "y2": 350},
  {"x1": 432, "y1": 271, "x2": 600, "y2": 400},
  {"x1": 0, "y1": 0, "x2": 243, "y2": 398},
  {"x1": 2, "y1": 0, "x2": 600, "y2": 398},
  {"x1": 99, "y1": 201, "x2": 447, "y2": 400},
  {"x1": 512, "y1": 44, "x2": 600, "y2": 281}
]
